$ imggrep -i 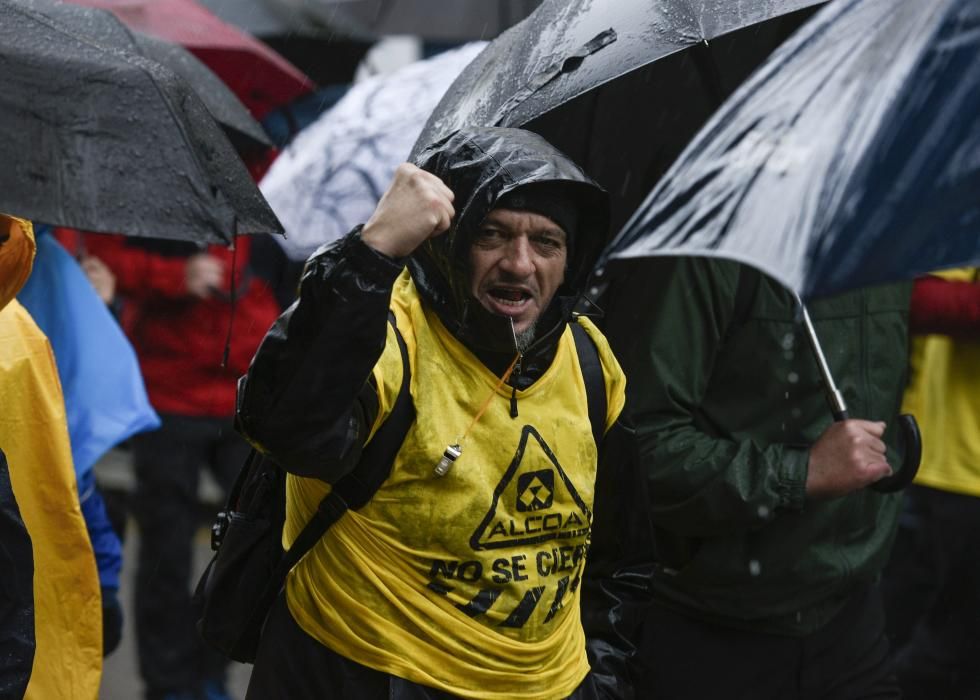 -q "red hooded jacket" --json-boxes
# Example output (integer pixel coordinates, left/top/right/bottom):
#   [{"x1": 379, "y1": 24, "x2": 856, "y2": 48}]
[{"x1": 61, "y1": 230, "x2": 280, "y2": 418}]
